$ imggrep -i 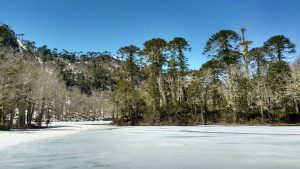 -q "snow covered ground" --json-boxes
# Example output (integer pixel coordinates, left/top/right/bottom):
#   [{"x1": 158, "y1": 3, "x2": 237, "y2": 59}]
[
  {"x1": 1, "y1": 125, "x2": 300, "y2": 169},
  {"x1": 0, "y1": 121, "x2": 111, "y2": 149}
]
